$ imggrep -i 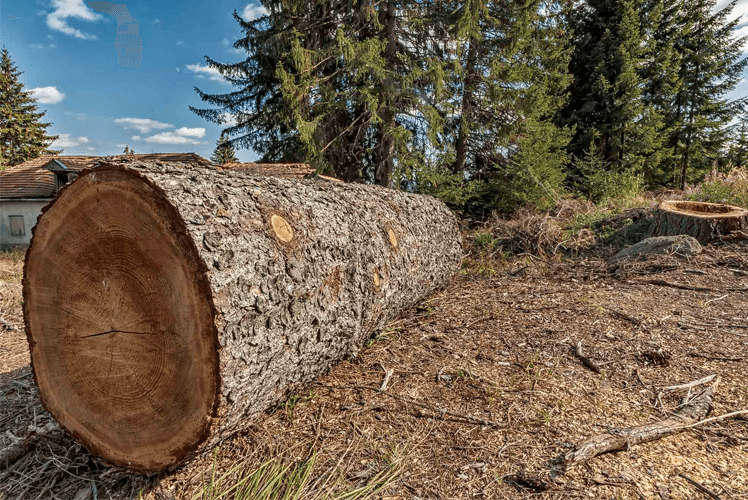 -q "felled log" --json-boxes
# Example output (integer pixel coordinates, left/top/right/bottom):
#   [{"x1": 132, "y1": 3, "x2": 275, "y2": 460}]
[
  {"x1": 564, "y1": 381, "x2": 716, "y2": 467},
  {"x1": 649, "y1": 200, "x2": 748, "y2": 244},
  {"x1": 23, "y1": 157, "x2": 461, "y2": 472}
]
